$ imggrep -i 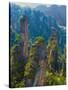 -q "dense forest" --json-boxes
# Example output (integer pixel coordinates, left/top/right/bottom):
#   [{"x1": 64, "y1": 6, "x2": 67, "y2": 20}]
[{"x1": 9, "y1": 3, "x2": 66, "y2": 88}]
